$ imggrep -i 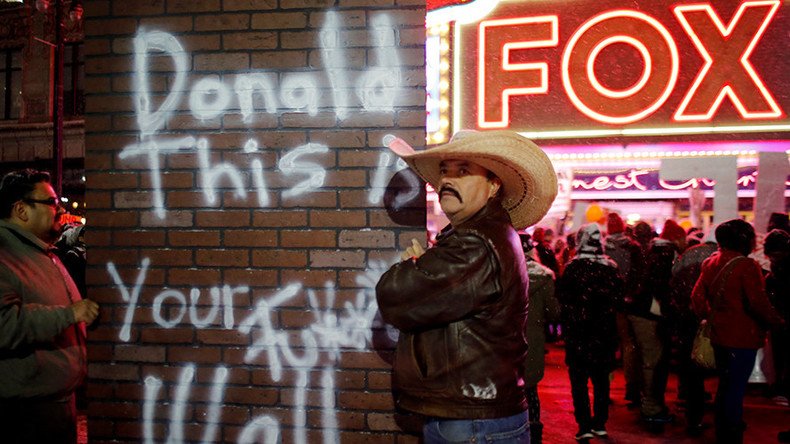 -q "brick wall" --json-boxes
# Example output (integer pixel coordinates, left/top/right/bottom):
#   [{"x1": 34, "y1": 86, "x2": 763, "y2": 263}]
[{"x1": 84, "y1": 0, "x2": 426, "y2": 442}]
